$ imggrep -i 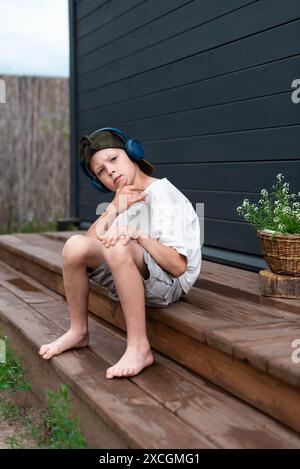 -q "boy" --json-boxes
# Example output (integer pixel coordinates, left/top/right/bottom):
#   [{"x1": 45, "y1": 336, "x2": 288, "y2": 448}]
[{"x1": 39, "y1": 129, "x2": 201, "y2": 379}]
